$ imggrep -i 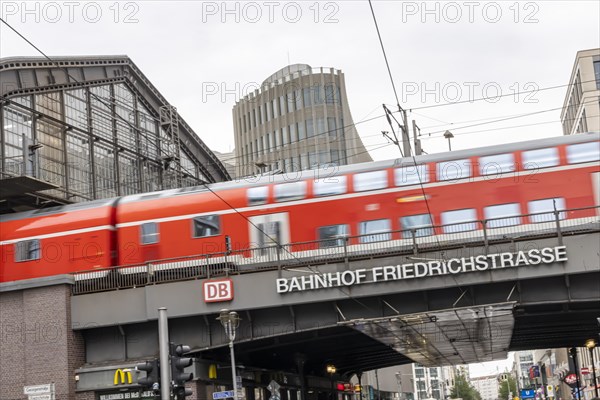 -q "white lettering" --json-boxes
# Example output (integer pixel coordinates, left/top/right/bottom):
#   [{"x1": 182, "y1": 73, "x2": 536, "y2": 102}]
[
  {"x1": 554, "y1": 245, "x2": 568, "y2": 262},
  {"x1": 275, "y1": 246, "x2": 568, "y2": 293},
  {"x1": 541, "y1": 247, "x2": 555, "y2": 263}
]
